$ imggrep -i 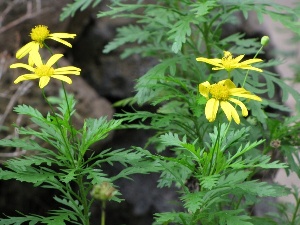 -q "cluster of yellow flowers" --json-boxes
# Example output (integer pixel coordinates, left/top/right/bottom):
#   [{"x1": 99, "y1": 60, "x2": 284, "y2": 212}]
[
  {"x1": 196, "y1": 51, "x2": 263, "y2": 124},
  {"x1": 10, "y1": 25, "x2": 81, "y2": 88},
  {"x1": 10, "y1": 25, "x2": 263, "y2": 125}
]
